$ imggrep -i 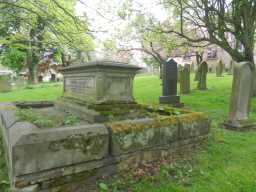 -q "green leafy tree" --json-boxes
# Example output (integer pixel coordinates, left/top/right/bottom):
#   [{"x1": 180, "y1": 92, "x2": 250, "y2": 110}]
[
  {"x1": 0, "y1": 0, "x2": 94, "y2": 83},
  {"x1": 0, "y1": 47, "x2": 26, "y2": 73}
]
